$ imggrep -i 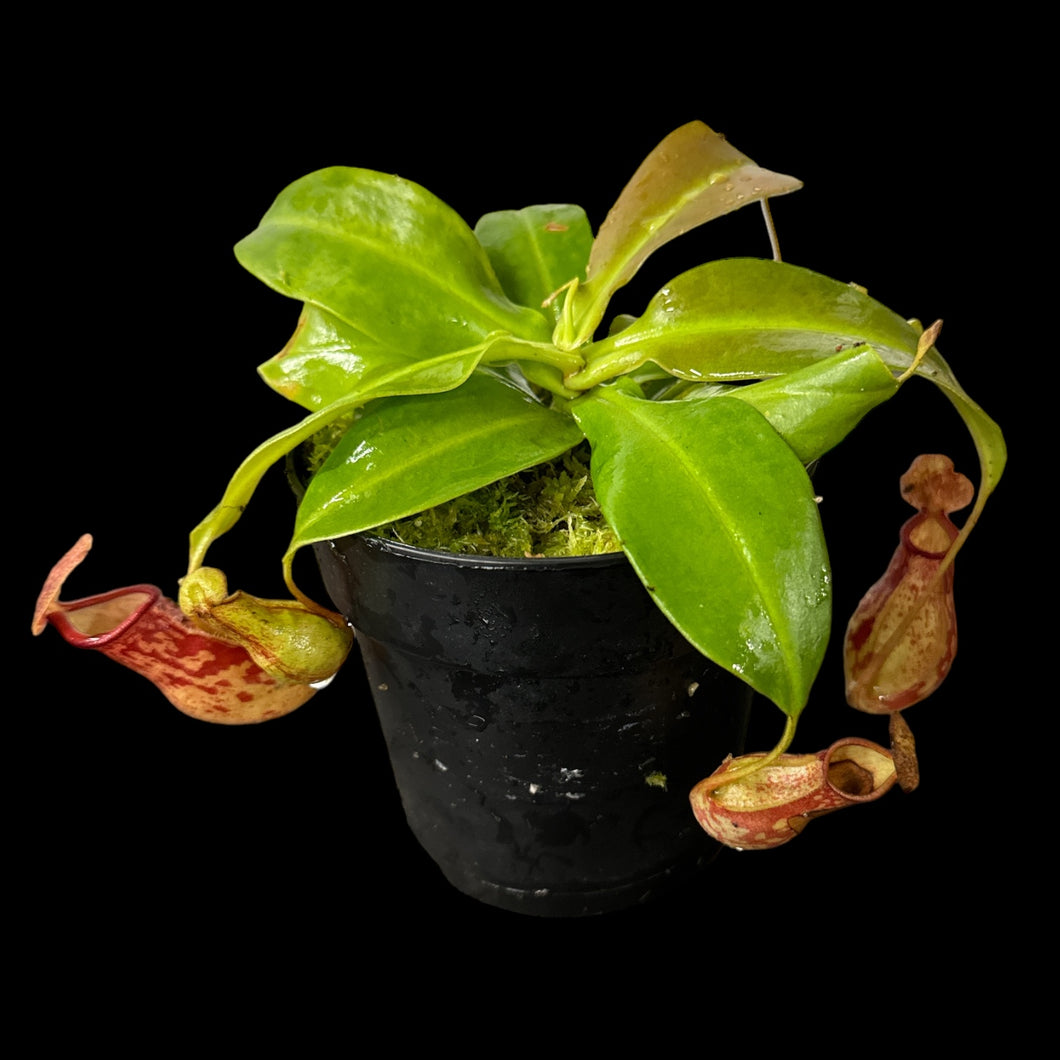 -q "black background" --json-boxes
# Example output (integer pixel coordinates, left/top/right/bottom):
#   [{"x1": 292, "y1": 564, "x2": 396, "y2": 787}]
[{"x1": 19, "y1": 44, "x2": 1026, "y2": 981}]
